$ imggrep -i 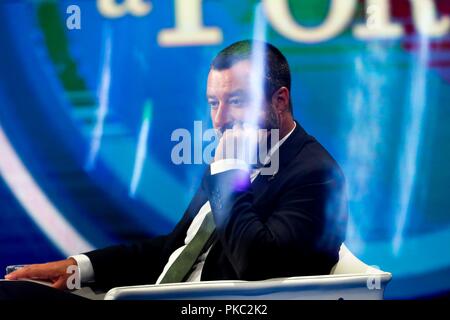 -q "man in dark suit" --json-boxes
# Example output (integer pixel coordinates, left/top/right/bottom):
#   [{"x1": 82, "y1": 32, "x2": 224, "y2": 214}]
[{"x1": 5, "y1": 40, "x2": 347, "y2": 293}]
